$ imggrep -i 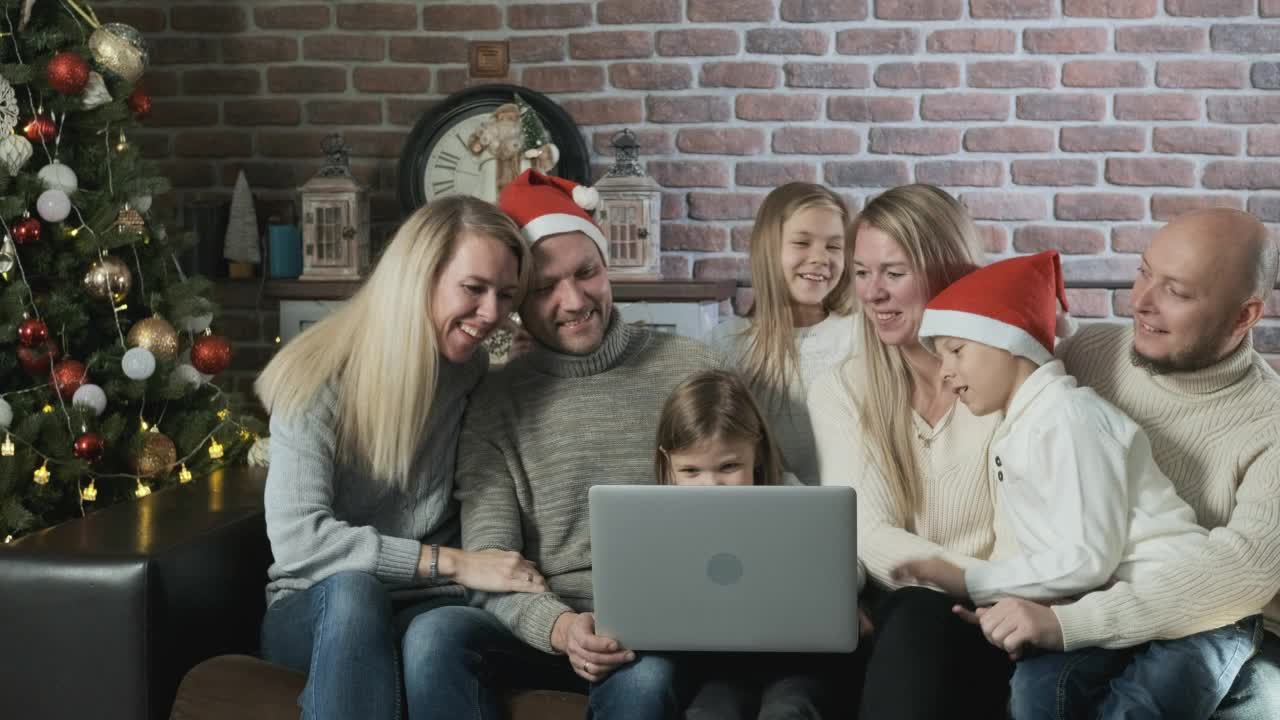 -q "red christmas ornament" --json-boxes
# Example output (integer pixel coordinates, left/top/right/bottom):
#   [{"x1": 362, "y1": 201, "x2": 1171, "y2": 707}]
[
  {"x1": 127, "y1": 88, "x2": 151, "y2": 119},
  {"x1": 190, "y1": 334, "x2": 232, "y2": 375},
  {"x1": 23, "y1": 115, "x2": 57, "y2": 143},
  {"x1": 17, "y1": 338, "x2": 60, "y2": 375},
  {"x1": 50, "y1": 359, "x2": 87, "y2": 400},
  {"x1": 47, "y1": 52, "x2": 90, "y2": 95},
  {"x1": 12, "y1": 216, "x2": 42, "y2": 245},
  {"x1": 17, "y1": 317, "x2": 49, "y2": 347},
  {"x1": 73, "y1": 432, "x2": 105, "y2": 463}
]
